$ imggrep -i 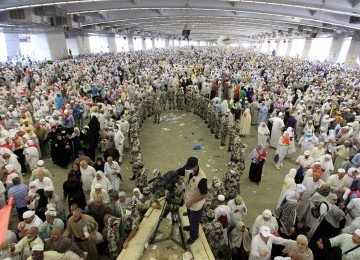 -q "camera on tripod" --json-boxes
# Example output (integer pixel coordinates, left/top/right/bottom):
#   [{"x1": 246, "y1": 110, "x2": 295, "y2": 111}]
[{"x1": 149, "y1": 170, "x2": 180, "y2": 193}]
